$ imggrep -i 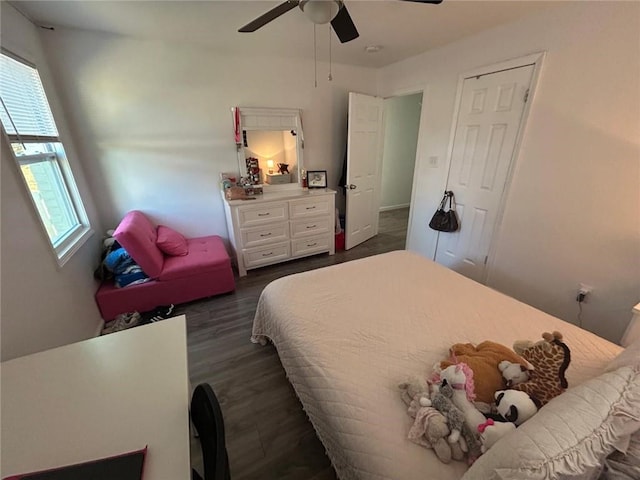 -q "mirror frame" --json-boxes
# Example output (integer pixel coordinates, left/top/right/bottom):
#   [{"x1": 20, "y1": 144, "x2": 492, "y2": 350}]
[{"x1": 235, "y1": 107, "x2": 304, "y2": 192}]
